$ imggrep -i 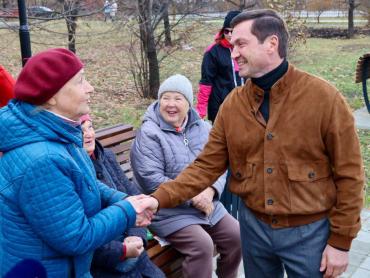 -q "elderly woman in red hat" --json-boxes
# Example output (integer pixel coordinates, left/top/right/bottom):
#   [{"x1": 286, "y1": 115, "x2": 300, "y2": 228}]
[{"x1": 0, "y1": 48, "x2": 156, "y2": 278}]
